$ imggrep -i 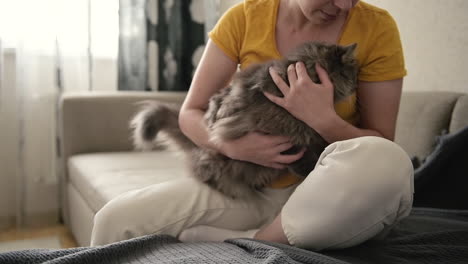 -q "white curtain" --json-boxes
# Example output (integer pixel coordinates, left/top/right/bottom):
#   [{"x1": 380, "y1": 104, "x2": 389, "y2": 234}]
[
  {"x1": 204, "y1": 0, "x2": 243, "y2": 35},
  {"x1": 203, "y1": 0, "x2": 222, "y2": 41},
  {"x1": 0, "y1": 0, "x2": 118, "y2": 228}
]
